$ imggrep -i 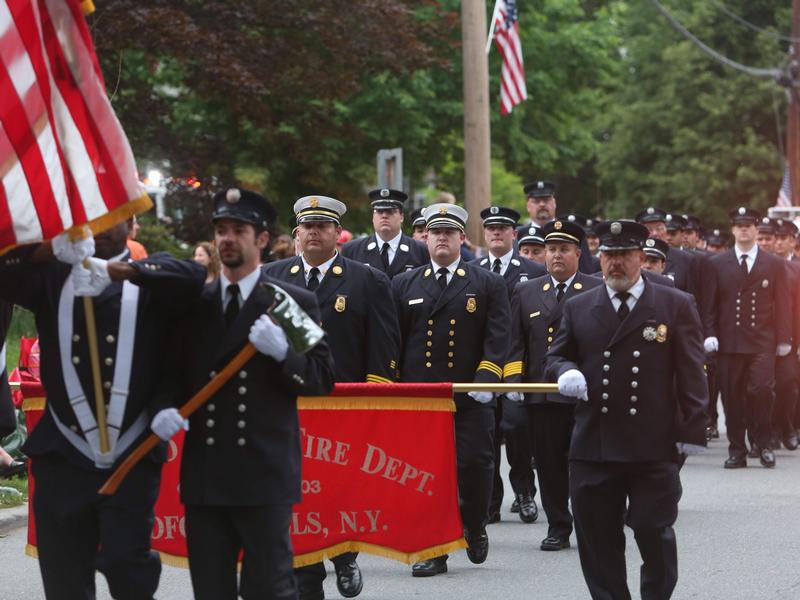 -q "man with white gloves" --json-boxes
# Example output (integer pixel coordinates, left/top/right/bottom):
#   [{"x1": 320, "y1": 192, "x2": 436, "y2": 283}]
[
  {"x1": 173, "y1": 188, "x2": 335, "y2": 600},
  {"x1": 702, "y1": 207, "x2": 792, "y2": 469},
  {"x1": 392, "y1": 203, "x2": 511, "y2": 577},
  {"x1": 544, "y1": 219, "x2": 708, "y2": 600},
  {"x1": 0, "y1": 218, "x2": 205, "y2": 600}
]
